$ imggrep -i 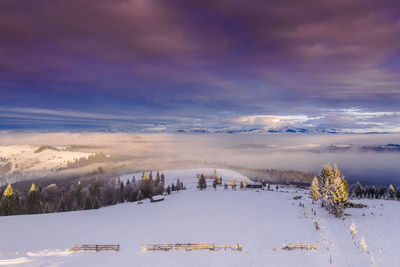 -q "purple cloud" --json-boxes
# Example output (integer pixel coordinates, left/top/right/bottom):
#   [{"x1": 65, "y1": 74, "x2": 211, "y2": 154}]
[{"x1": 0, "y1": 0, "x2": 400, "y2": 131}]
